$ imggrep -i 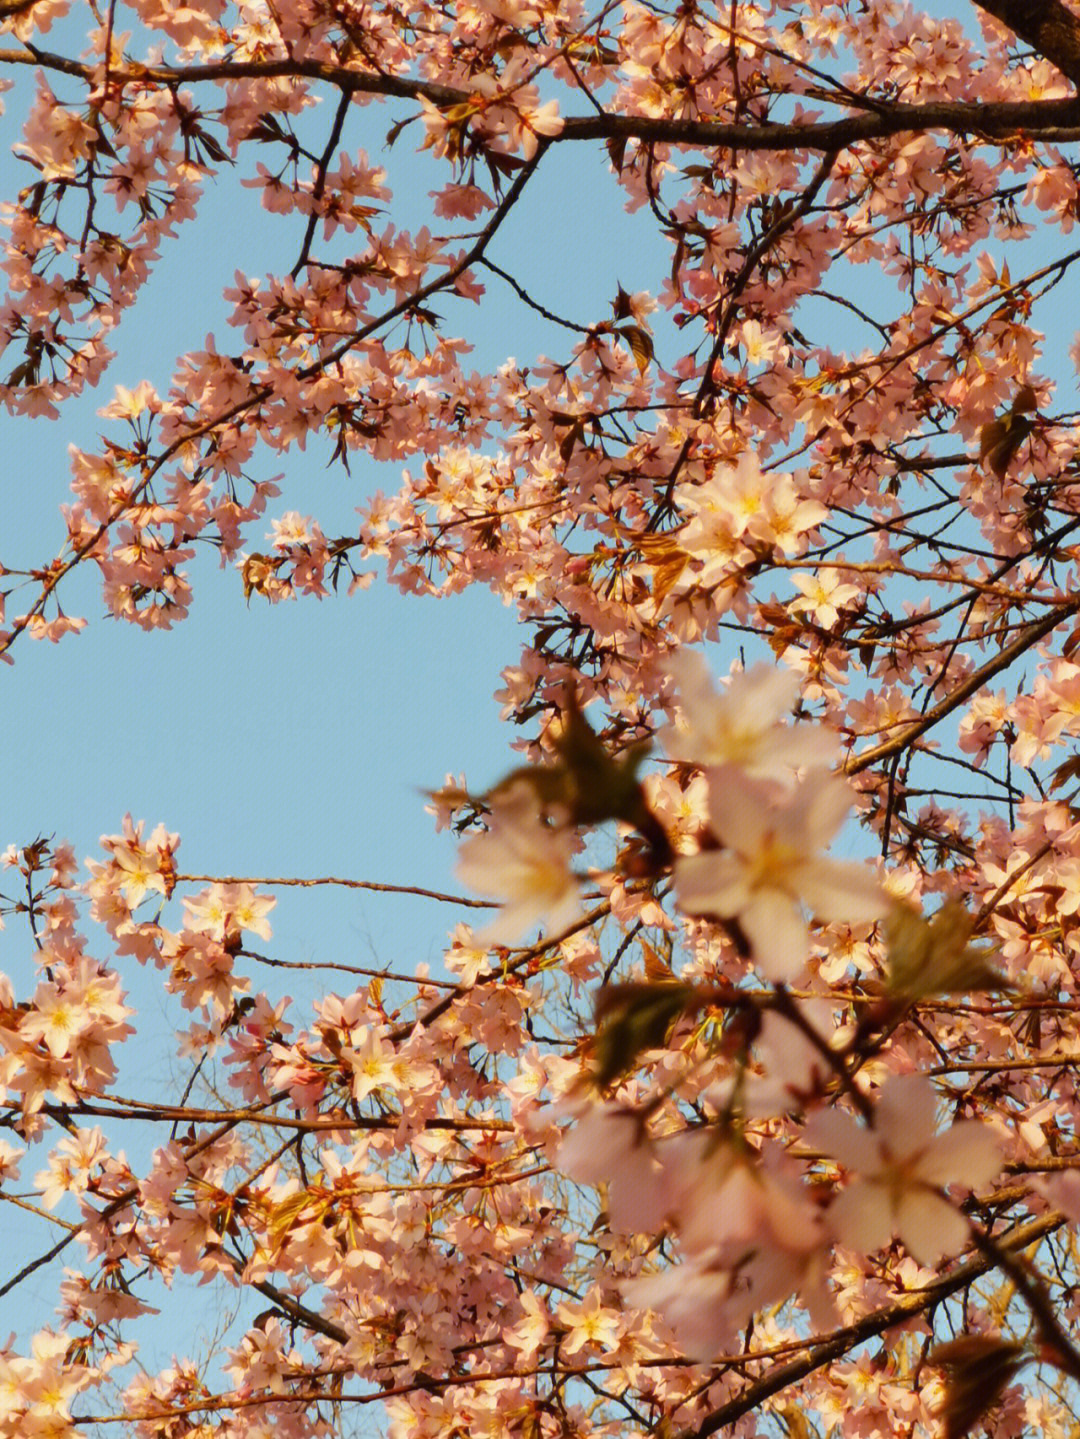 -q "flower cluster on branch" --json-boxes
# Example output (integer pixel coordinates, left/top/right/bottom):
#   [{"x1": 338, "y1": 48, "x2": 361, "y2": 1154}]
[{"x1": 7, "y1": 0, "x2": 1080, "y2": 1436}]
